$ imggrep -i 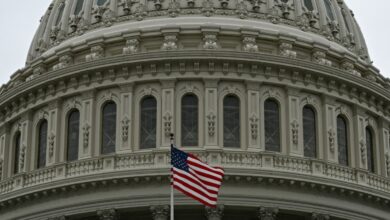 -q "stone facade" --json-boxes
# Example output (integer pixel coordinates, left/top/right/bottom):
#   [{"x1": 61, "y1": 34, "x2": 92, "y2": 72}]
[{"x1": 0, "y1": 0, "x2": 389, "y2": 219}]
